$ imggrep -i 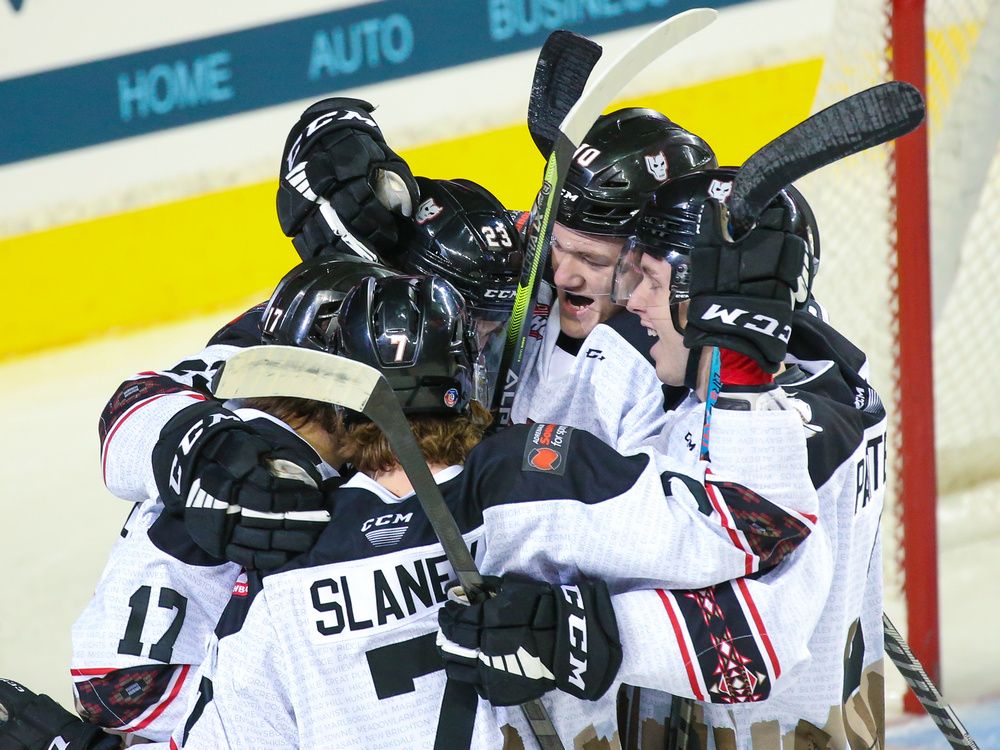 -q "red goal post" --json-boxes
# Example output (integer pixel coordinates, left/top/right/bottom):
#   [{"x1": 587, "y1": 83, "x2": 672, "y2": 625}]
[{"x1": 892, "y1": 0, "x2": 939, "y2": 715}]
